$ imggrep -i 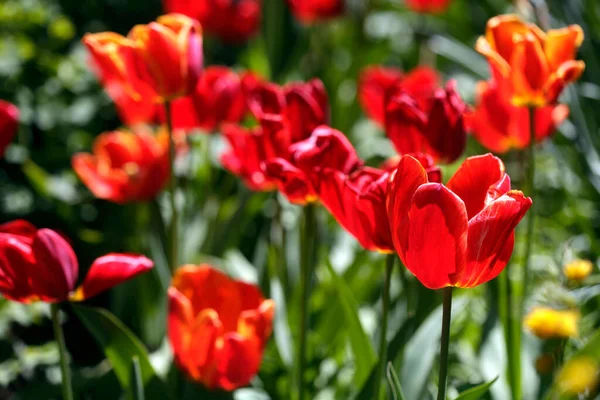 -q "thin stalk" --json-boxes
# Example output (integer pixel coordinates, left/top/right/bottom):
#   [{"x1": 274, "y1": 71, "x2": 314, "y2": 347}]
[
  {"x1": 523, "y1": 106, "x2": 536, "y2": 302},
  {"x1": 297, "y1": 204, "x2": 317, "y2": 400},
  {"x1": 505, "y1": 263, "x2": 520, "y2": 400},
  {"x1": 437, "y1": 287, "x2": 453, "y2": 400},
  {"x1": 165, "y1": 101, "x2": 179, "y2": 273},
  {"x1": 374, "y1": 255, "x2": 395, "y2": 399},
  {"x1": 51, "y1": 304, "x2": 74, "y2": 400}
]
